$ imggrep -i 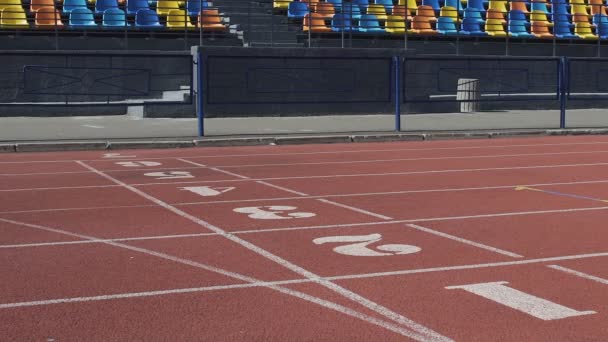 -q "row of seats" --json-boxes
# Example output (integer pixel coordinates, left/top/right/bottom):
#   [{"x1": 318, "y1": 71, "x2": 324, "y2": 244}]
[
  {"x1": 302, "y1": 9, "x2": 608, "y2": 38},
  {"x1": 0, "y1": 6, "x2": 226, "y2": 29}
]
